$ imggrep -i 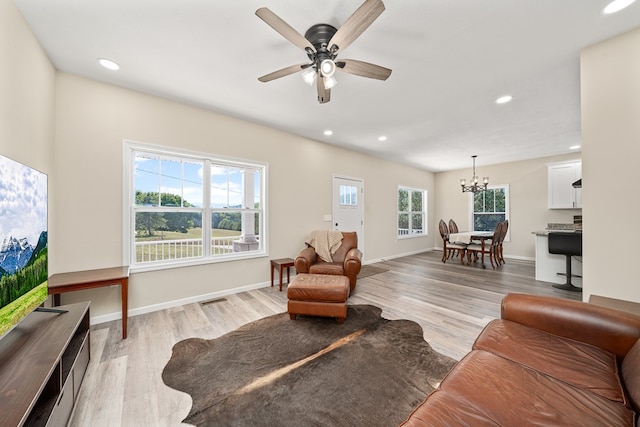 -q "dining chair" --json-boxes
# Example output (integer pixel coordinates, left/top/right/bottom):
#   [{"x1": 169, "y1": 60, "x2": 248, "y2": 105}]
[
  {"x1": 439, "y1": 219, "x2": 466, "y2": 264},
  {"x1": 448, "y1": 219, "x2": 460, "y2": 258},
  {"x1": 465, "y1": 221, "x2": 502, "y2": 269},
  {"x1": 497, "y1": 220, "x2": 508, "y2": 265}
]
